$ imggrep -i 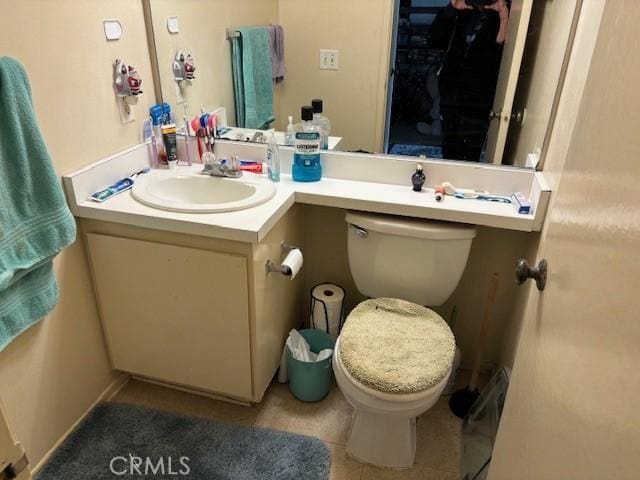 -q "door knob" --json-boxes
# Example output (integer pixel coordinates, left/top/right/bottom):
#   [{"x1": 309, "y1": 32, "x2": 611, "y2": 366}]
[
  {"x1": 515, "y1": 258, "x2": 547, "y2": 291},
  {"x1": 511, "y1": 110, "x2": 524, "y2": 123}
]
